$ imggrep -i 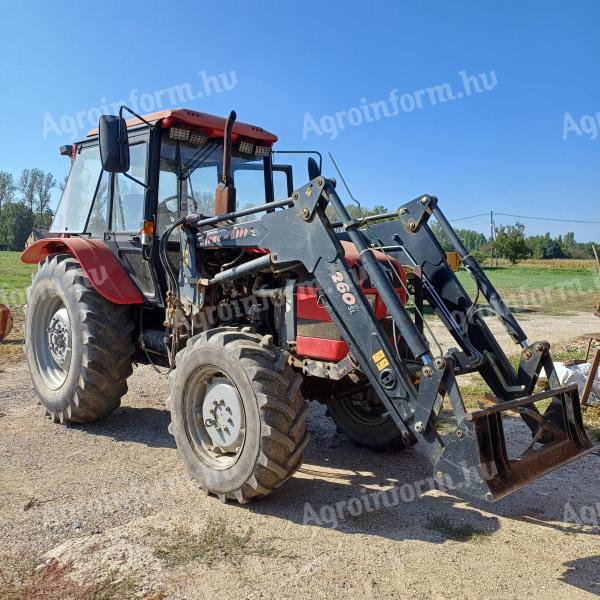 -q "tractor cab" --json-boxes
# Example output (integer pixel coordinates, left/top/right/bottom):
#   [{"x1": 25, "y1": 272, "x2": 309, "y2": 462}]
[
  {"x1": 53, "y1": 108, "x2": 288, "y2": 237},
  {"x1": 49, "y1": 109, "x2": 295, "y2": 303}
]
